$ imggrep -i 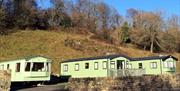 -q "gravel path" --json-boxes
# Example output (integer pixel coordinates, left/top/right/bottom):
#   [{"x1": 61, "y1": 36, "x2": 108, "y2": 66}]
[
  {"x1": 16, "y1": 87, "x2": 180, "y2": 91},
  {"x1": 12, "y1": 83, "x2": 68, "y2": 91},
  {"x1": 11, "y1": 83, "x2": 180, "y2": 91}
]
